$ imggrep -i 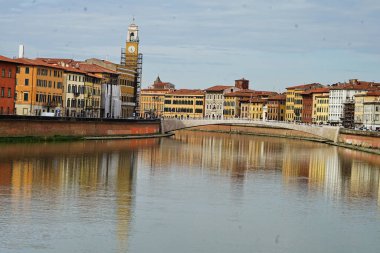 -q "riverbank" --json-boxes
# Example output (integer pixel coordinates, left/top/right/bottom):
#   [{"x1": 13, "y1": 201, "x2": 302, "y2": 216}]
[
  {"x1": 185, "y1": 125, "x2": 380, "y2": 155},
  {"x1": 0, "y1": 115, "x2": 163, "y2": 142}
]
